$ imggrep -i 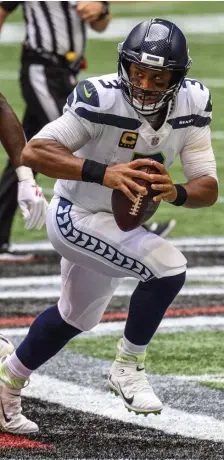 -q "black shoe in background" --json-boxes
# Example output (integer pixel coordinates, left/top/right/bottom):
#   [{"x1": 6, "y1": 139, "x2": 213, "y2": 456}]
[
  {"x1": 0, "y1": 243, "x2": 42, "y2": 263},
  {"x1": 142, "y1": 219, "x2": 176, "y2": 238}
]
